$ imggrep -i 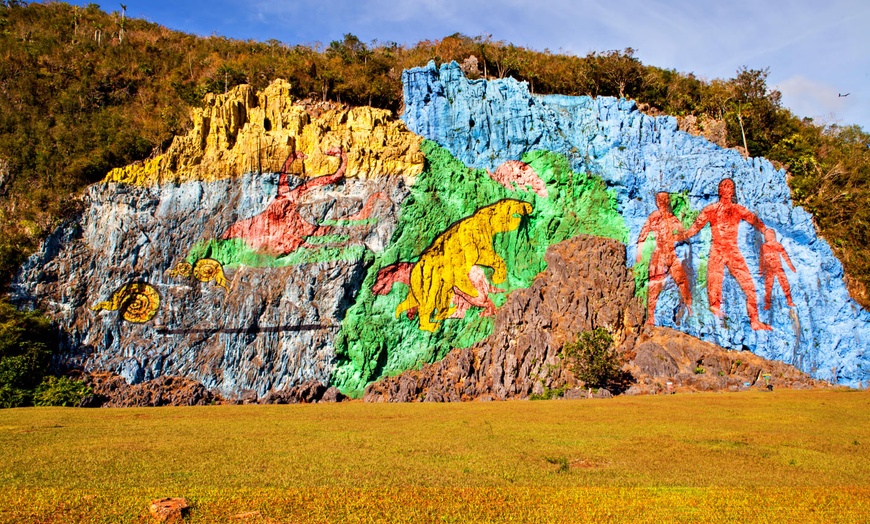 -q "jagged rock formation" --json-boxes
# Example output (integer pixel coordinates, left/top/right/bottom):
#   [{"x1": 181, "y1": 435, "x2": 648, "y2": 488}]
[
  {"x1": 364, "y1": 235, "x2": 644, "y2": 402},
  {"x1": 105, "y1": 80, "x2": 425, "y2": 185},
  {"x1": 80, "y1": 371, "x2": 221, "y2": 407},
  {"x1": 676, "y1": 115, "x2": 728, "y2": 150}
]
